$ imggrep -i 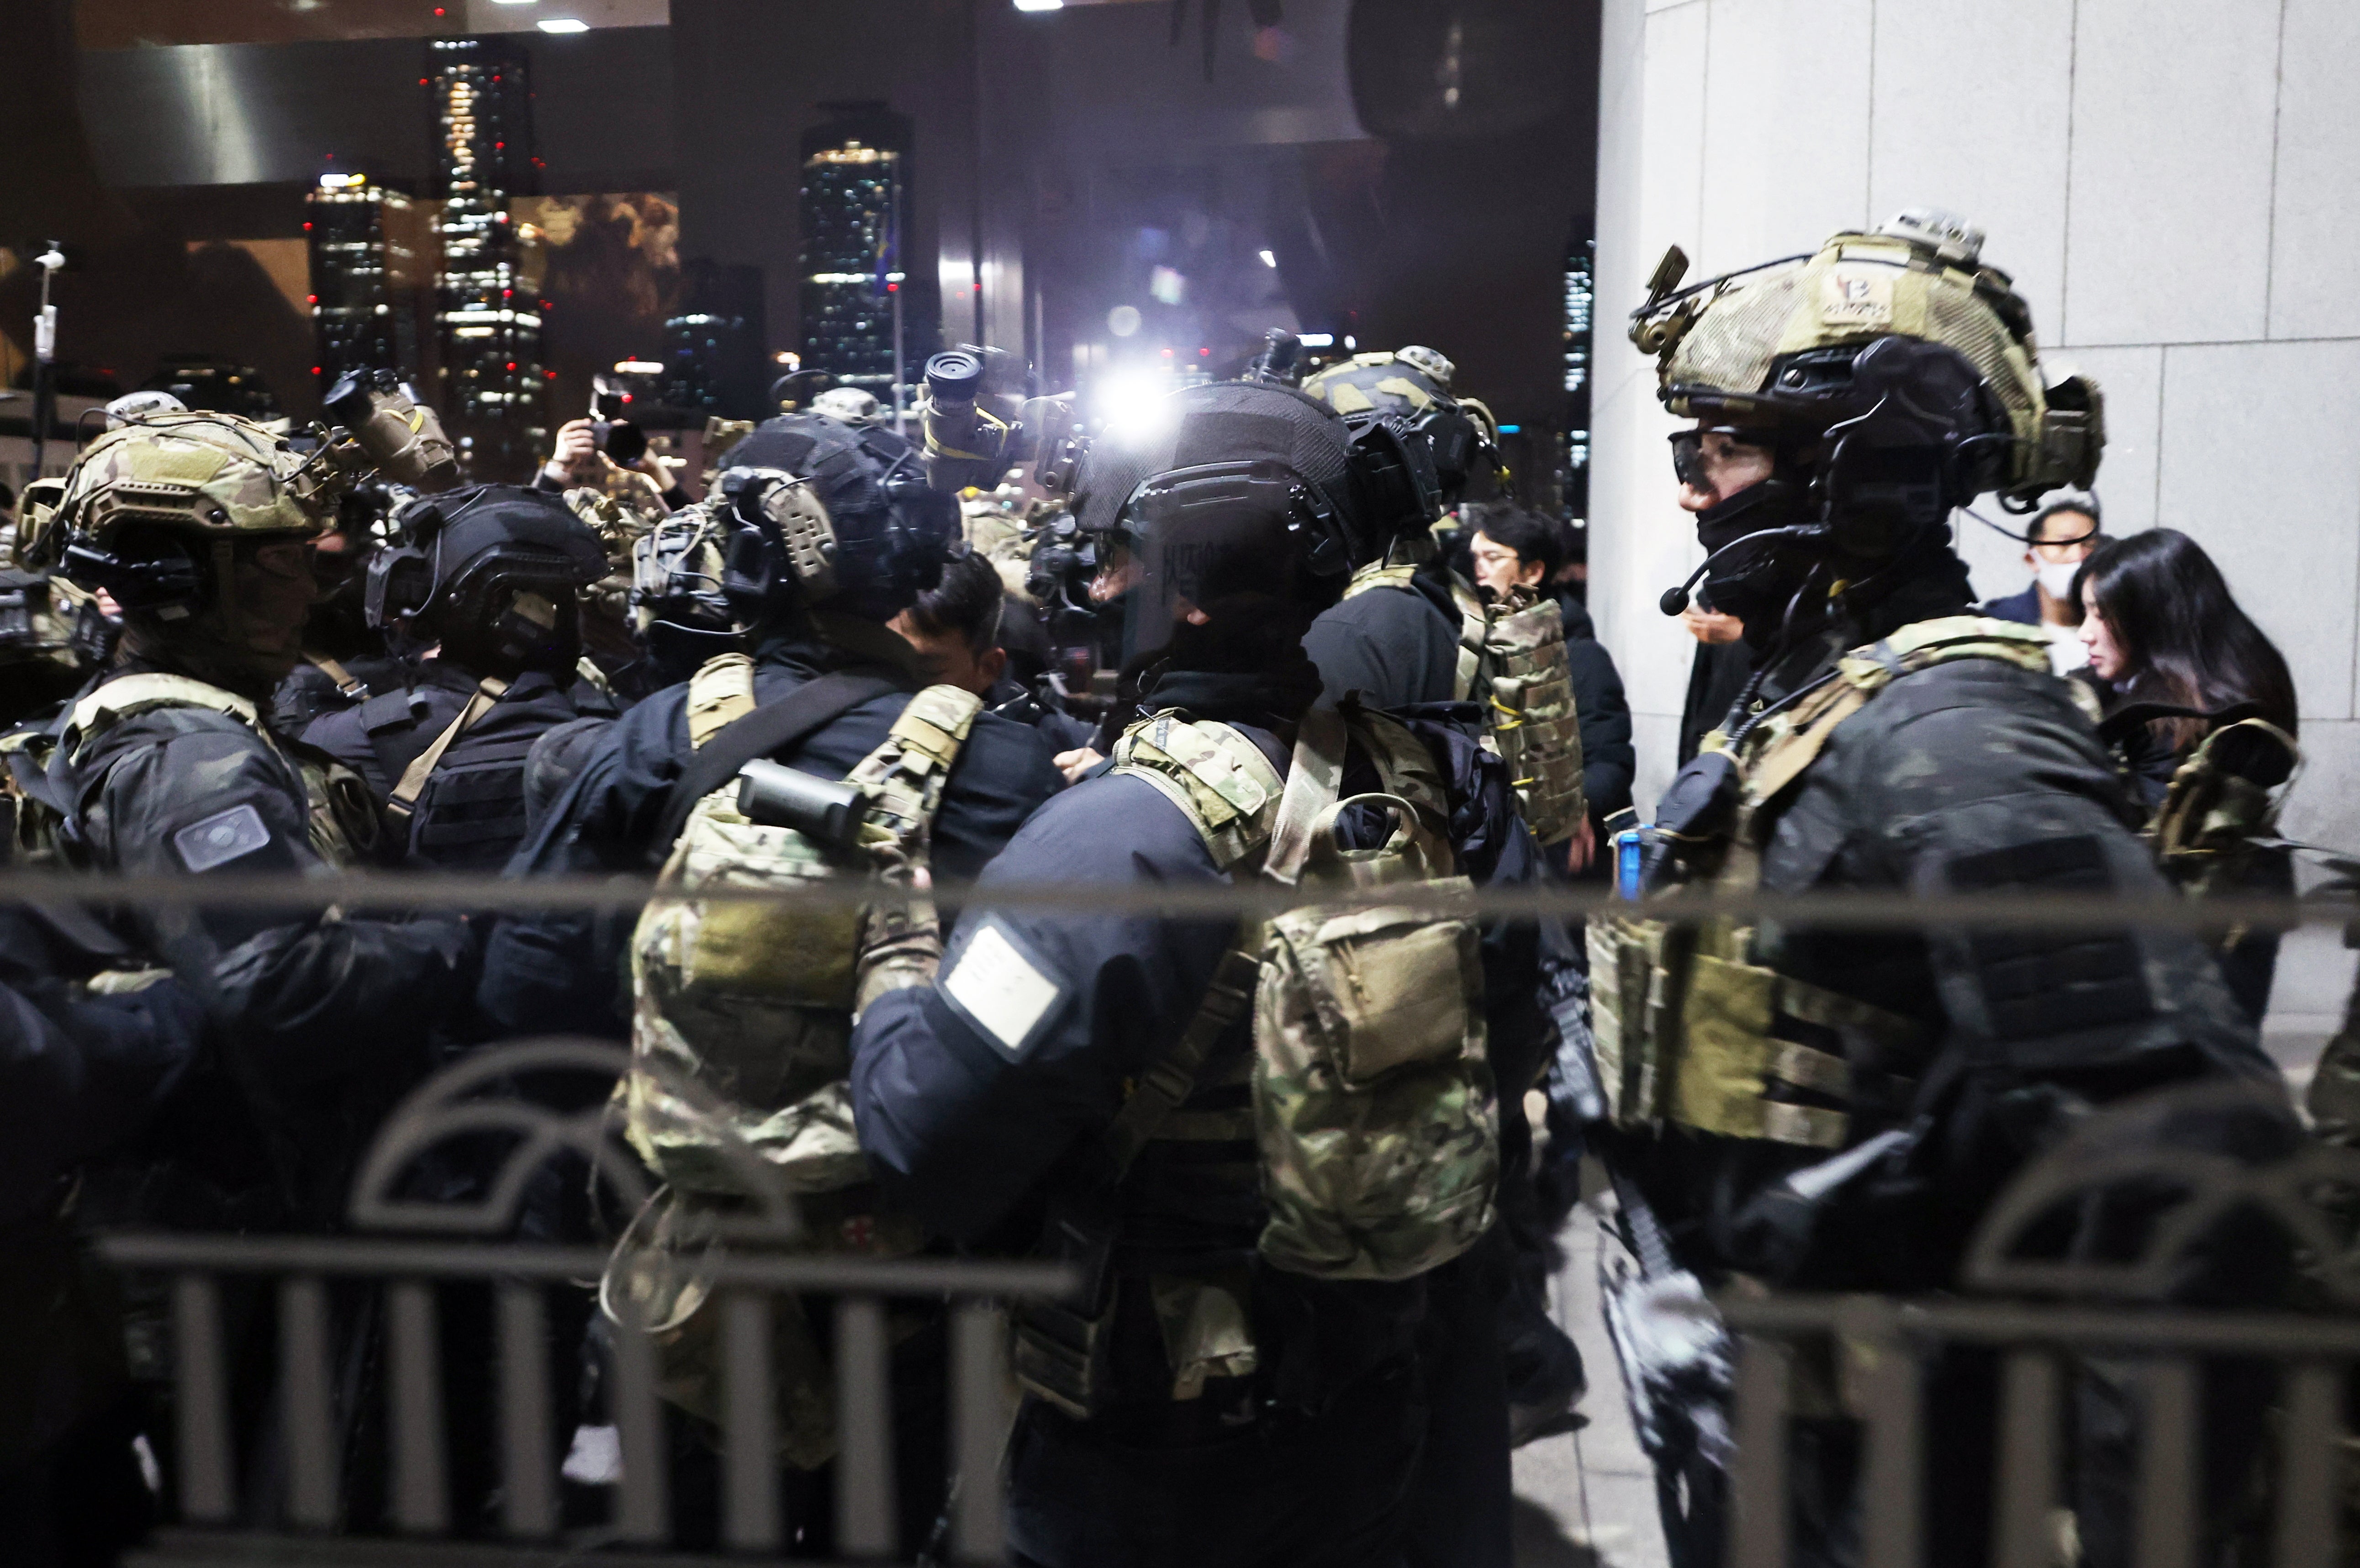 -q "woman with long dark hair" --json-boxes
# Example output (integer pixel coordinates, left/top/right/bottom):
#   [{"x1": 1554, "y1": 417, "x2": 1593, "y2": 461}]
[
  {"x1": 2076, "y1": 527, "x2": 2299, "y2": 1019},
  {"x1": 2077, "y1": 528, "x2": 2297, "y2": 782}
]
